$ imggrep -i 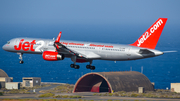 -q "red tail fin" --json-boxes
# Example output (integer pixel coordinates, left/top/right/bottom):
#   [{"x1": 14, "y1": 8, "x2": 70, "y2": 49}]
[{"x1": 130, "y1": 18, "x2": 168, "y2": 49}]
